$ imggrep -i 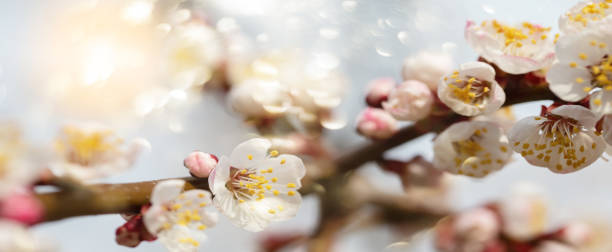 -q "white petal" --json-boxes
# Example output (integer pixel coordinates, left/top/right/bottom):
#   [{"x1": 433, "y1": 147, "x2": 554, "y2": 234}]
[
  {"x1": 589, "y1": 90, "x2": 612, "y2": 116},
  {"x1": 229, "y1": 138, "x2": 271, "y2": 168},
  {"x1": 151, "y1": 180, "x2": 185, "y2": 205},
  {"x1": 602, "y1": 115, "x2": 612, "y2": 146},
  {"x1": 551, "y1": 105, "x2": 598, "y2": 129},
  {"x1": 212, "y1": 189, "x2": 240, "y2": 219},
  {"x1": 483, "y1": 81, "x2": 506, "y2": 114},
  {"x1": 546, "y1": 63, "x2": 591, "y2": 102},
  {"x1": 210, "y1": 156, "x2": 231, "y2": 196},
  {"x1": 459, "y1": 61, "x2": 495, "y2": 81},
  {"x1": 555, "y1": 32, "x2": 609, "y2": 66},
  {"x1": 143, "y1": 205, "x2": 170, "y2": 235}
]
